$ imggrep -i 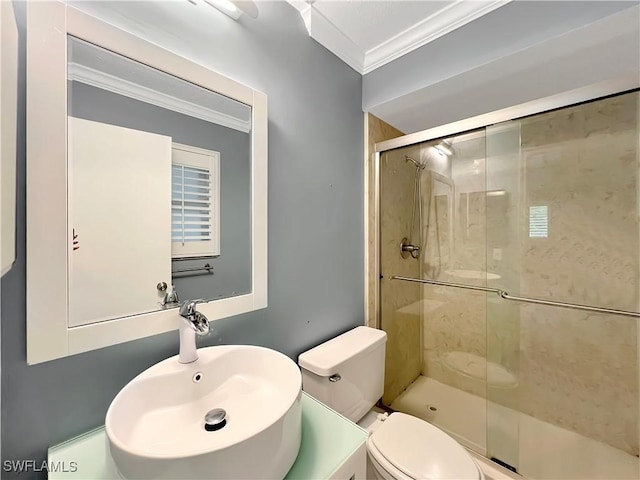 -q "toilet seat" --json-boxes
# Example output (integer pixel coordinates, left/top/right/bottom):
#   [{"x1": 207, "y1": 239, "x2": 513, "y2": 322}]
[
  {"x1": 367, "y1": 413, "x2": 482, "y2": 480},
  {"x1": 367, "y1": 441, "x2": 412, "y2": 480}
]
